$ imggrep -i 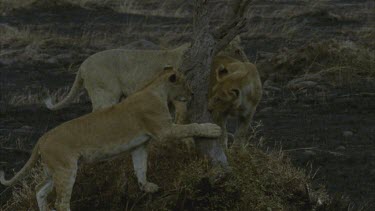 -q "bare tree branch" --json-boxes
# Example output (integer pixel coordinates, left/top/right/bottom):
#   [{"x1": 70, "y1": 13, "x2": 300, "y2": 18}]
[
  {"x1": 214, "y1": 19, "x2": 248, "y2": 54},
  {"x1": 213, "y1": 0, "x2": 253, "y2": 40}
]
